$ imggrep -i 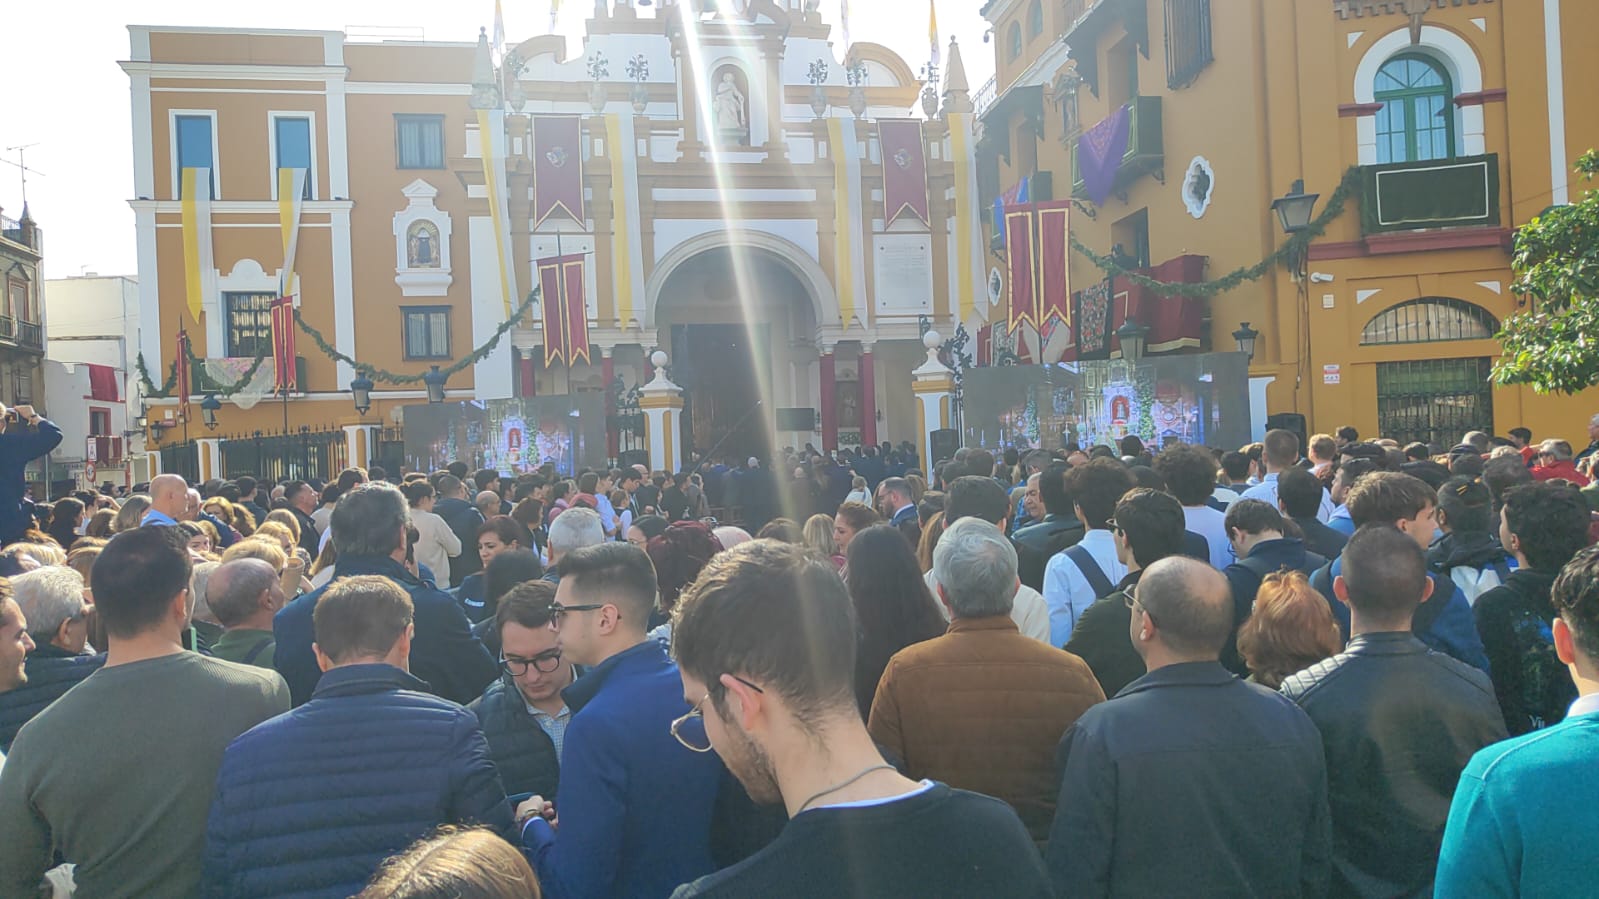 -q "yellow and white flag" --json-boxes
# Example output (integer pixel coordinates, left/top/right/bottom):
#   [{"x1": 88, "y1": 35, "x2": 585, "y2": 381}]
[
  {"x1": 929, "y1": 1, "x2": 940, "y2": 66},
  {"x1": 477, "y1": 109, "x2": 518, "y2": 319},
  {"x1": 277, "y1": 167, "x2": 308, "y2": 300},
  {"x1": 549, "y1": 0, "x2": 560, "y2": 33},
  {"x1": 180, "y1": 167, "x2": 213, "y2": 325}
]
